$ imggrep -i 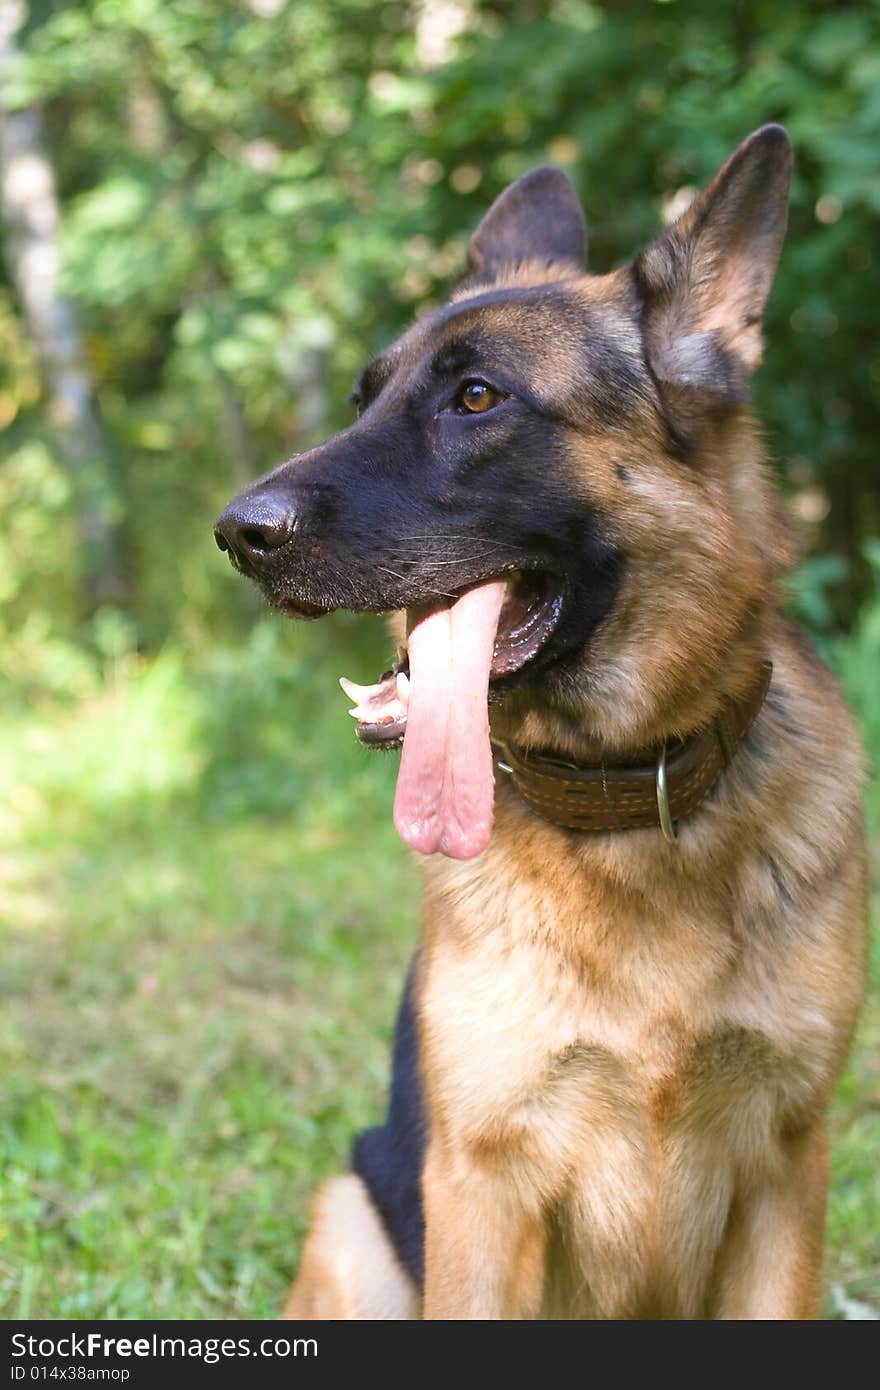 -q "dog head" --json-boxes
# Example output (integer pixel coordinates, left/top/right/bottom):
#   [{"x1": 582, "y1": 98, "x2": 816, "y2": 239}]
[{"x1": 216, "y1": 126, "x2": 795, "y2": 857}]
